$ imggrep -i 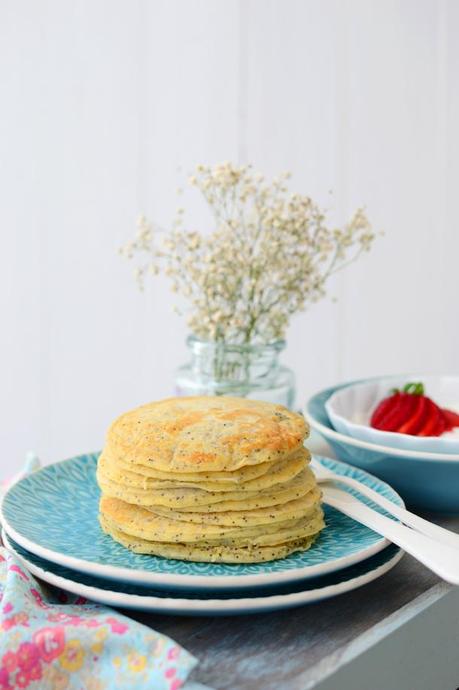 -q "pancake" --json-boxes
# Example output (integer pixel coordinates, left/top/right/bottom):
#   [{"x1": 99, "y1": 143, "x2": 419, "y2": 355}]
[
  {"x1": 100, "y1": 512, "x2": 323, "y2": 548},
  {"x1": 144, "y1": 489, "x2": 322, "y2": 526},
  {"x1": 100, "y1": 514, "x2": 319, "y2": 563},
  {"x1": 96, "y1": 466, "x2": 316, "y2": 509},
  {"x1": 98, "y1": 447, "x2": 309, "y2": 493},
  {"x1": 99, "y1": 494, "x2": 324, "y2": 544},
  {"x1": 97, "y1": 395, "x2": 324, "y2": 564},
  {"x1": 105, "y1": 446, "x2": 279, "y2": 484},
  {"x1": 106, "y1": 396, "x2": 307, "y2": 472}
]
